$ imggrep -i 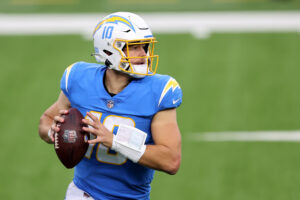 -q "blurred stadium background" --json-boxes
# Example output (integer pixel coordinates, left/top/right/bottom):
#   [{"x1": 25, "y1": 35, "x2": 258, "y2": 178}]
[{"x1": 1, "y1": 0, "x2": 300, "y2": 199}]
